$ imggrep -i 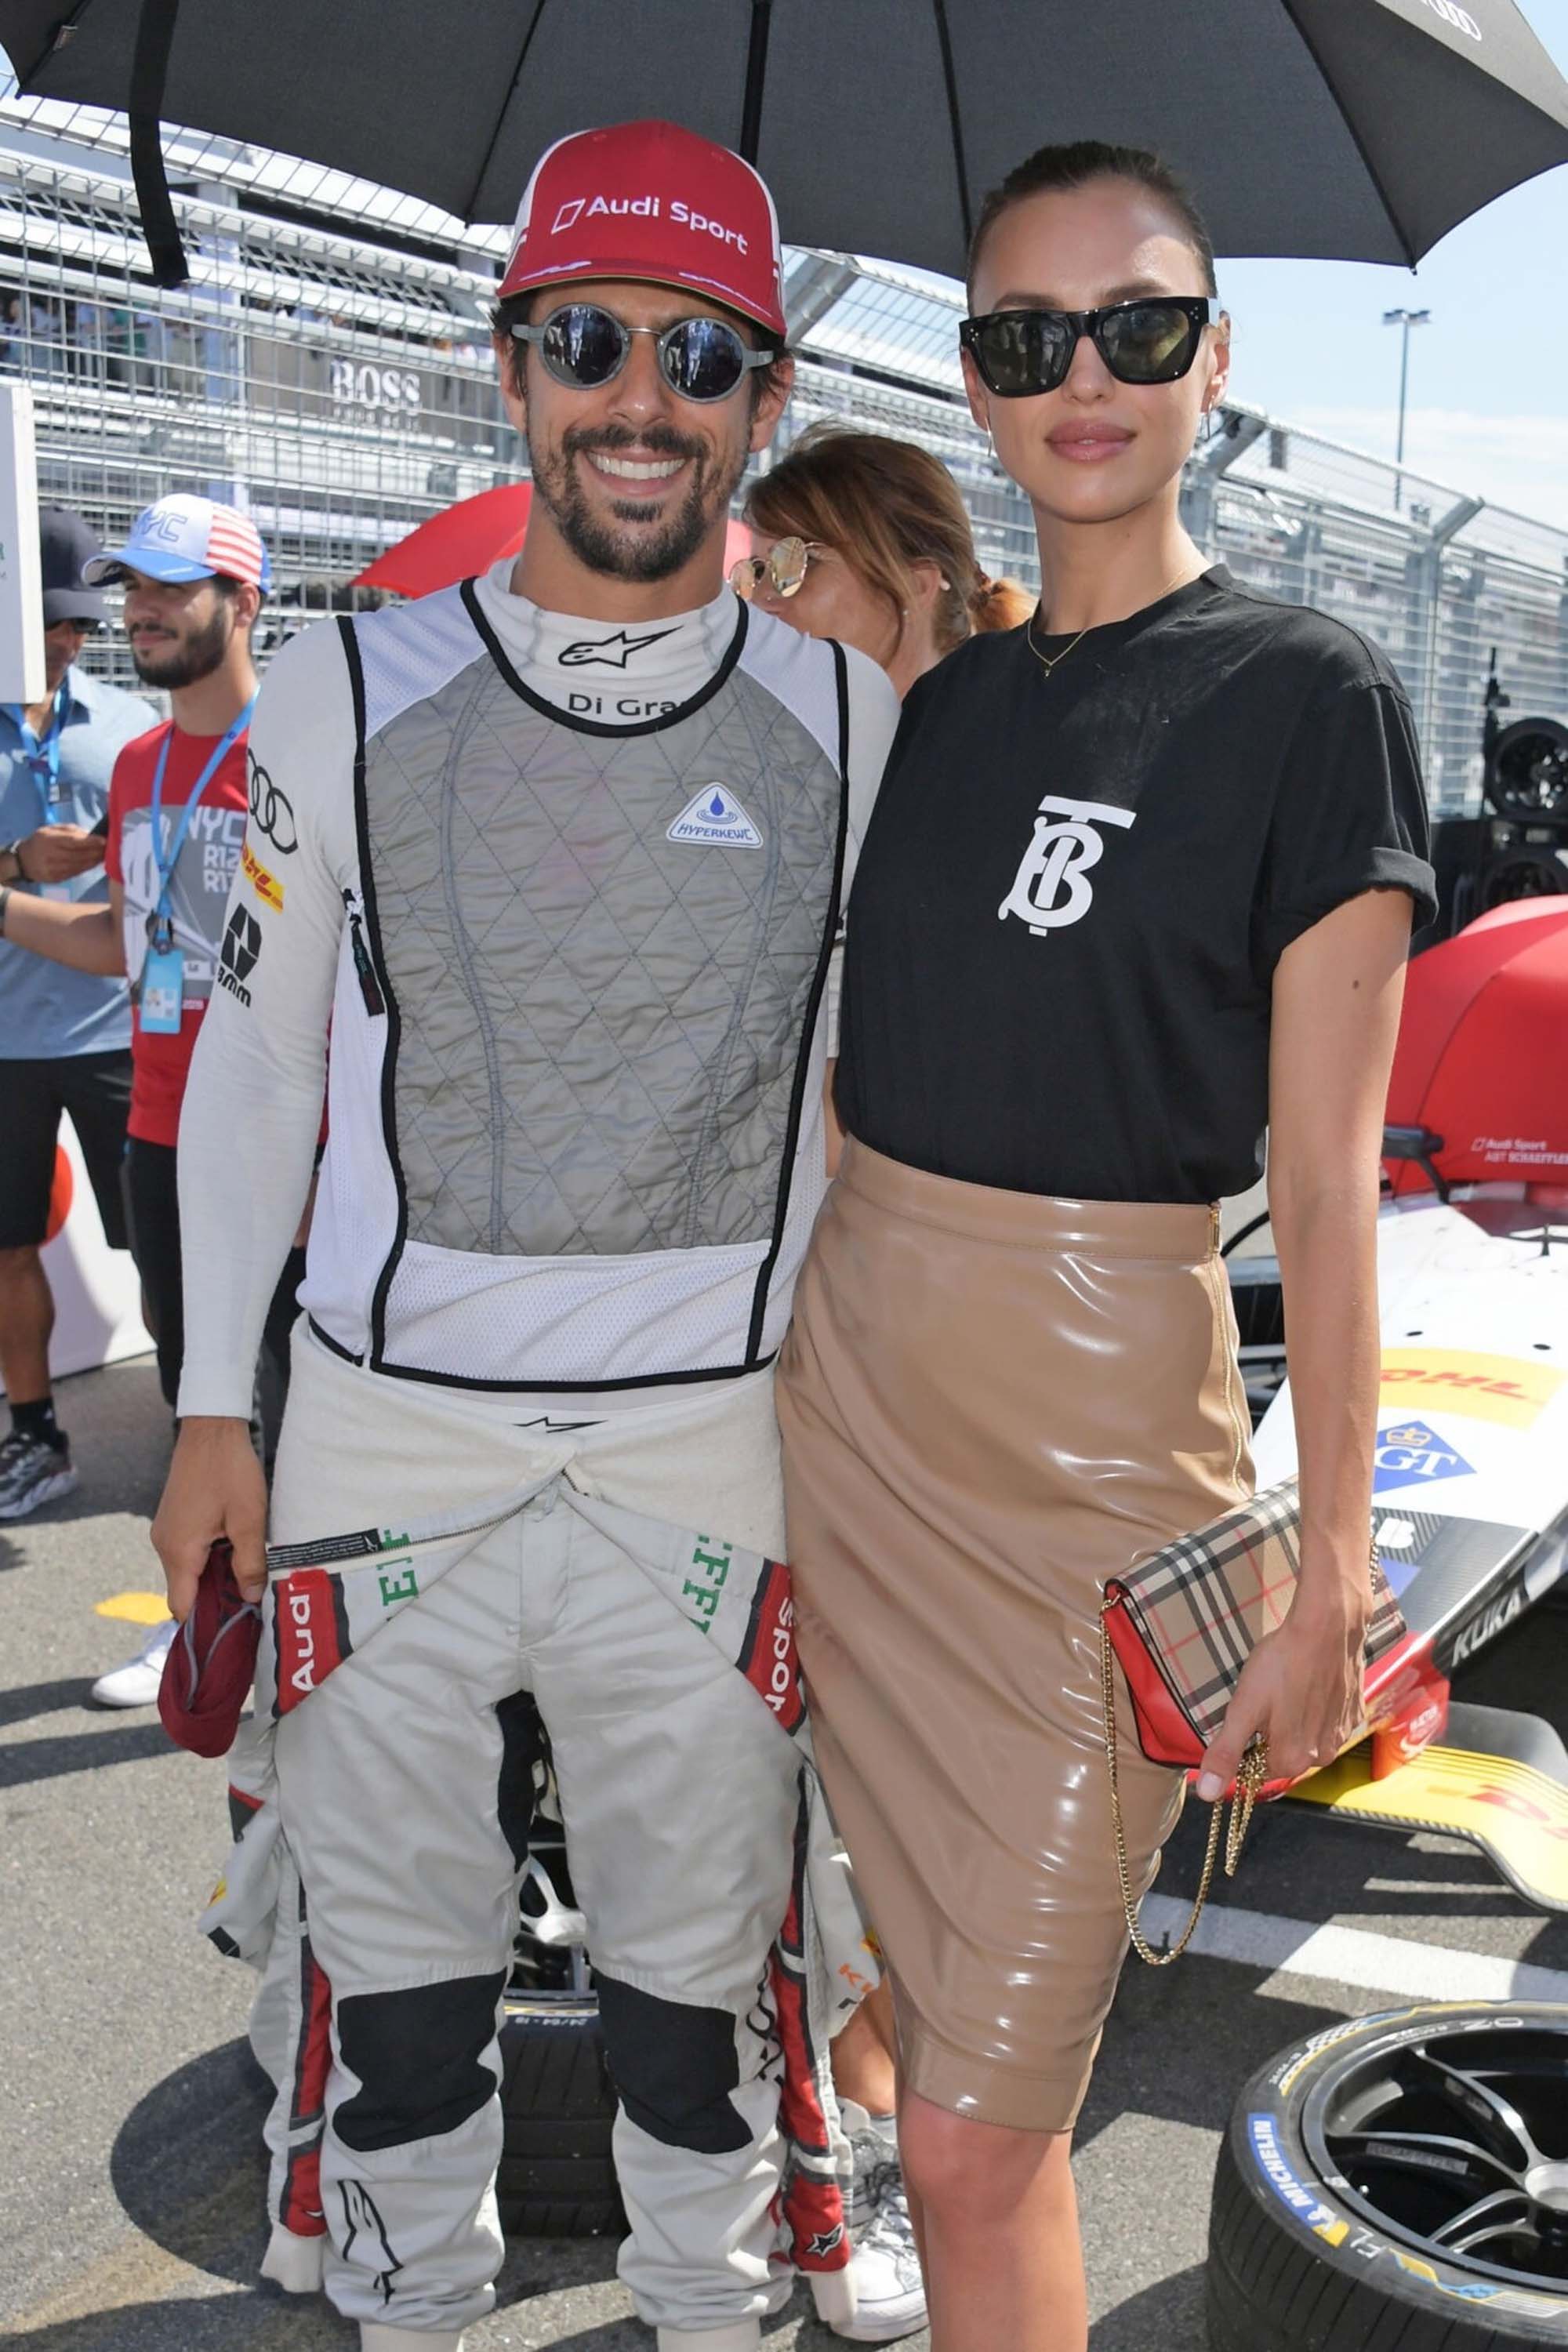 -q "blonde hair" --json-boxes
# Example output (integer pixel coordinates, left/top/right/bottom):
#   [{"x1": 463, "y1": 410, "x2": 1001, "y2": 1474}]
[{"x1": 746, "y1": 425, "x2": 1032, "y2": 658}]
